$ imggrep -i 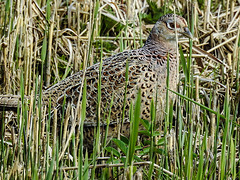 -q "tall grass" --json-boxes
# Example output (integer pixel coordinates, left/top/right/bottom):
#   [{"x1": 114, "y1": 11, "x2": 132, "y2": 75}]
[{"x1": 0, "y1": 0, "x2": 239, "y2": 179}]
